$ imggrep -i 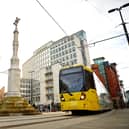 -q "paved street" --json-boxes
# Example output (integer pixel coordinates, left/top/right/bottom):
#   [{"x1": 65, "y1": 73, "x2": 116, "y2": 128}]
[
  {"x1": 67, "y1": 109, "x2": 129, "y2": 129},
  {"x1": 0, "y1": 109, "x2": 129, "y2": 129}
]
